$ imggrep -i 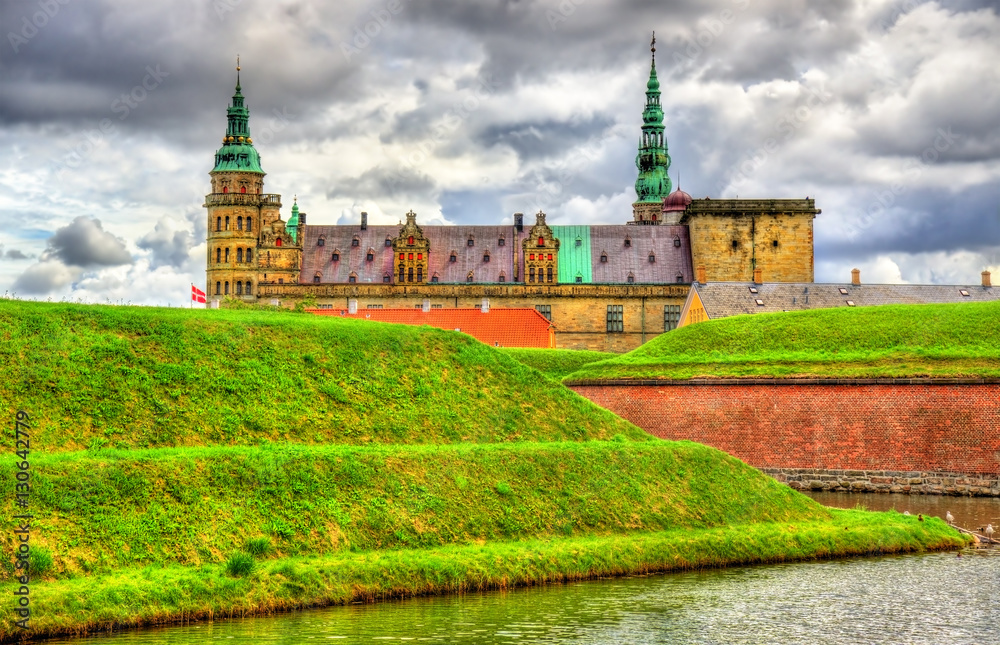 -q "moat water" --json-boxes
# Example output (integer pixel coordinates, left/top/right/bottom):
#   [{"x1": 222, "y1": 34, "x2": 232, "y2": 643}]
[{"x1": 47, "y1": 493, "x2": 1000, "y2": 644}]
